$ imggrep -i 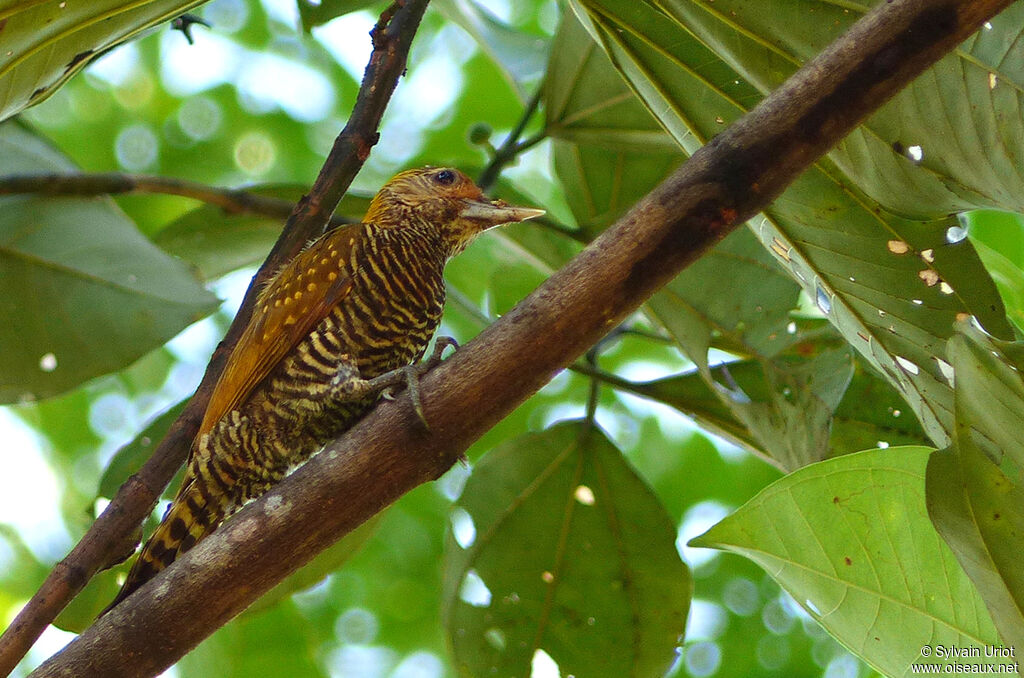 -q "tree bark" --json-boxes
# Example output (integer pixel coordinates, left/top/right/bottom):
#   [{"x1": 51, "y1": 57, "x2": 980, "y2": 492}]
[{"x1": 28, "y1": 0, "x2": 1013, "y2": 676}]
